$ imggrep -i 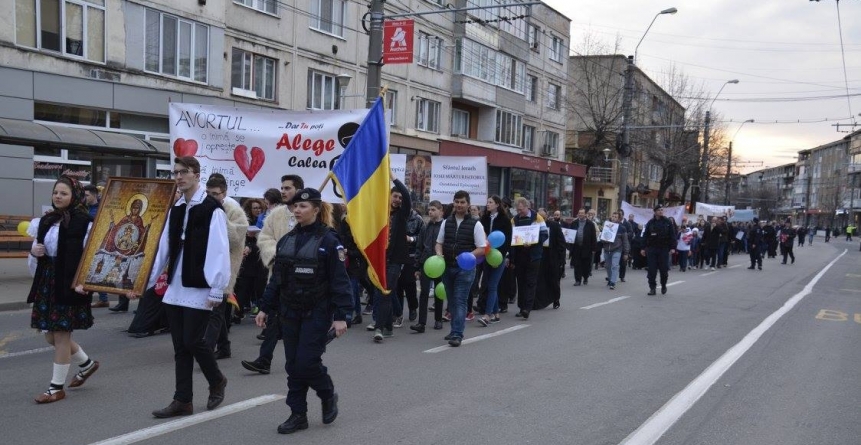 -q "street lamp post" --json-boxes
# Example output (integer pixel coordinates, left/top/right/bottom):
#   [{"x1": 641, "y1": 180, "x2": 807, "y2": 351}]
[
  {"x1": 619, "y1": 6, "x2": 677, "y2": 210},
  {"x1": 697, "y1": 79, "x2": 739, "y2": 210},
  {"x1": 724, "y1": 119, "x2": 754, "y2": 205}
]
